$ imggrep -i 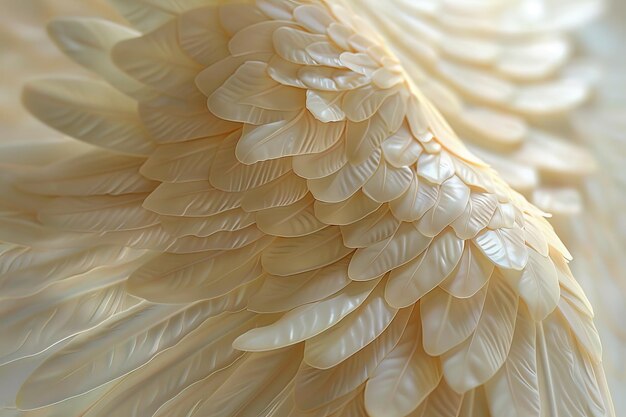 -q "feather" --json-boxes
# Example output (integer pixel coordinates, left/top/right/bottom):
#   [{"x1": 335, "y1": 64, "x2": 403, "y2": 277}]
[
  {"x1": 364, "y1": 309, "x2": 442, "y2": 417},
  {"x1": 166, "y1": 224, "x2": 266, "y2": 253},
  {"x1": 452, "y1": 158, "x2": 496, "y2": 193},
  {"x1": 268, "y1": 55, "x2": 308, "y2": 88},
  {"x1": 305, "y1": 279, "x2": 397, "y2": 369},
  {"x1": 296, "y1": 385, "x2": 365, "y2": 417},
  {"x1": 256, "y1": 194, "x2": 327, "y2": 237},
  {"x1": 305, "y1": 39, "x2": 346, "y2": 69},
  {"x1": 386, "y1": 229, "x2": 464, "y2": 308},
  {"x1": 249, "y1": 257, "x2": 352, "y2": 313},
  {"x1": 308, "y1": 40, "x2": 350, "y2": 70},
  {"x1": 553, "y1": 253, "x2": 593, "y2": 316},
  {"x1": 517, "y1": 130, "x2": 596, "y2": 179},
  {"x1": 345, "y1": 114, "x2": 392, "y2": 165},
  {"x1": 160, "y1": 211, "x2": 251, "y2": 238},
  {"x1": 39, "y1": 194, "x2": 159, "y2": 232},
  {"x1": 219, "y1": 4, "x2": 268, "y2": 36},
  {"x1": 340, "y1": 52, "x2": 380, "y2": 78},
  {"x1": 306, "y1": 90, "x2": 347, "y2": 122},
  {"x1": 113, "y1": 225, "x2": 178, "y2": 251},
  {"x1": 233, "y1": 278, "x2": 380, "y2": 351},
  {"x1": 195, "y1": 52, "x2": 274, "y2": 98},
  {"x1": 327, "y1": 21, "x2": 354, "y2": 50},
  {"x1": 381, "y1": 124, "x2": 423, "y2": 168},
  {"x1": 18, "y1": 306, "x2": 255, "y2": 410},
  {"x1": 152, "y1": 356, "x2": 247, "y2": 417},
  {"x1": 389, "y1": 176, "x2": 440, "y2": 222},
  {"x1": 417, "y1": 151, "x2": 455, "y2": 185},
  {"x1": 363, "y1": 161, "x2": 413, "y2": 203},
  {"x1": 341, "y1": 205, "x2": 400, "y2": 248},
  {"x1": 128, "y1": 237, "x2": 273, "y2": 303},
  {"x1": 47, "y1": 17, "x2": 147, "y2": 98},
  {"x1": 293, "y1": 4, "x2": 335, "y2": 34},
  {"x1": 112, "y1": 20, "x2": 202, "y2": 99},
  {"x1": 178, "y1": 5, "x2": 230, "y2": 66},
  {"x1": 229, "y1": 21, "x2": 295, "y2": 56},
  {"x1": 343, "y1": 85, "x2": 403, "y2": 123},
  {"x1": 442, "y1": 273, "x2": 518, "y2": 392},
  {"x1": 138, "y1": 95, "x2": 238, "y2": 142},
  {"x1": 262, "y1": 226, "x2": 352, "y2": 276},
  {"x1": 241, "y1": 173, "x2": 309, "y2": 211},
  {"x1": 0, "y1": 245, "x2": 144, "y2": 298},
  {"x1": 20, "y1": 151, "x2": 155, "y2": 196},
  {"x1": 420, "y1": 284, "x2": 489, "y2": 356},
  {"x1": 22, "y1": 78, "x2": 155, "y2": 156},
  {"x1": 273, "y1": 26, "x2": 325, "y2": 65},
  {"x1": 294, "y1": 307, "x2": 413, "y2": 410},
  {"x1": 451, "y1": 193, "x2": 499, "y2": 240},
  {"x1": 256, "y1": 195, "x2": 326, "y2": 237},
  {"x1": 558, "y1": 300, "x2": 602, "y2": 363},
  {"x1": 208, "y1": 61, "x2": 303, "y2": 124},
  {"x1": 194, "y1": 346, "x2": 303, "y2": 417},
  {"x1": 410, "y1": 380, "x2": 463, "y2": 417},
  {"x1": 107, "y1": 0, "x2": 212, "y2": 32},
  {"x1": 488, "y1": 202, "x2": 517, "y2": 230},
  {"x1": 210, "y1": 130, "x2": 292, "y2": 192},
  {"x1": 237, "y1": 110, "x2": 344, "y2": 163},
  {"x1": 16, "y1": 382, "x2": 117, "y2": 417},
  {"x1": 416, "y1": 175, "x2": 470, "y2": 237},
  {"x1": 76, "y1": 311, "x2": 257, "y2": 417},
  {"x1": 484, "y1": 304, "x2": 540, "y2": 417},
  {"x1": 457, "y1": 388, "x2": 491, "y2": 417},
  {"x1": 535, "y1": 313, "x2": 607, "y2": 417},
  {"x1": 298, "y1": 66, "x2": 368, "y2": 91},
  {"x1": 308, "y1": 148, "x2": 381, "y2": 203},
  {"x1": 0, "y1": 262, "x2": 137, "y2": 366},
  {"x1": 514, "y1": 249, "x2": 560, "y2": 321},
  {"x1": 143, "y1": 181, "x2": 243, "y2": 217},
  {"x1": 349, "y1": 222, "x2": 433, "y2": 281},
  {"x1": 522, "y1": 215, "x2": 550, "y2": 257},
  {"x1": 532, "y1": 216, "x2": 572, "y2": 260},
  {"x1": 293, "y1": 138, "x2": 348, "y2": 180},
  {"x1": 140, "y1": 136, "x2": 221, "y2": 183},
  {"x1": 473, "y1": 226, "x2": 529, "y2": 271},
  {"x1": 314, "y1": 191, "x2": 381, "y2": 226},
  {"x1": 439, "y1": 243, "x2": 494, "y2": 298}
]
